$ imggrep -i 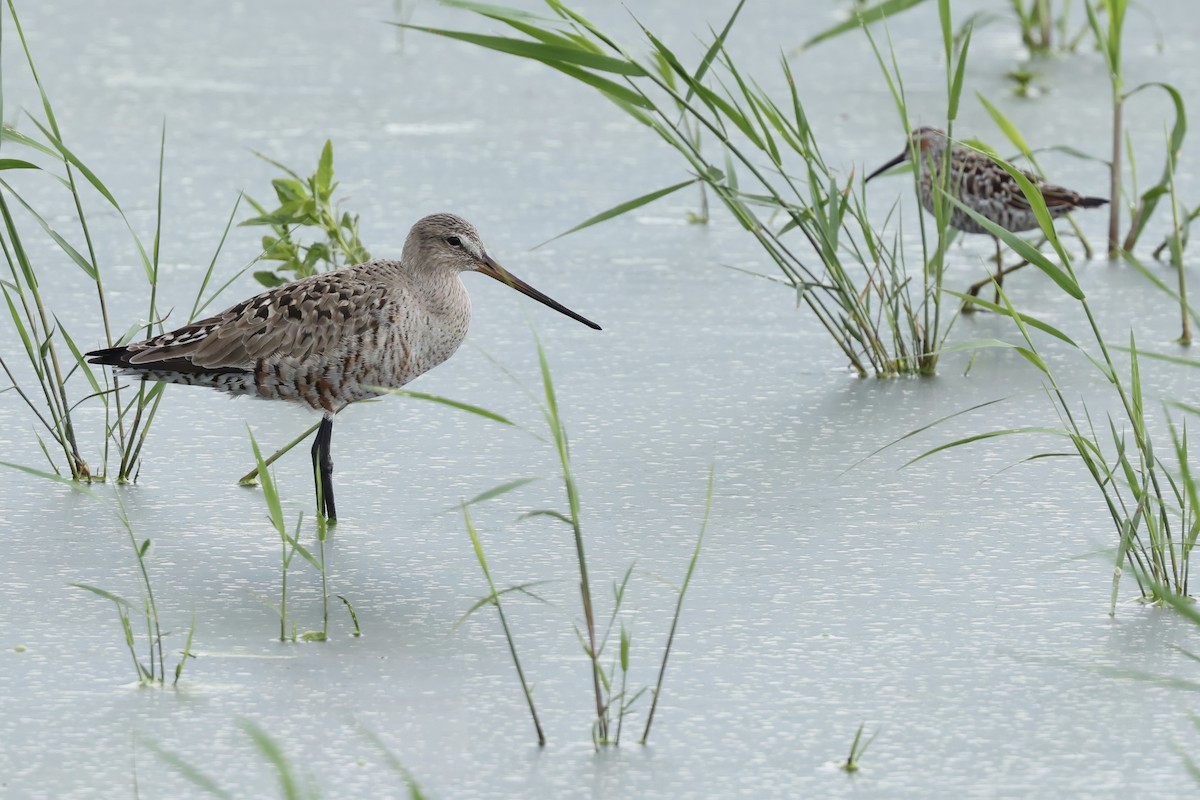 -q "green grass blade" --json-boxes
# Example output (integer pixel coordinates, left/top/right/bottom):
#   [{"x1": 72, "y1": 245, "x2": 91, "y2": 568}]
[
  {"x1": 69, "y1": 582, "x2": 136, "y2": 608},
  {"x1": 395, "y1": 24, "x2": 645, "y2": 75},
  {"x1": 451, "y1": 476, "x2": 541, "y2": 511},
  {"x1": 945, "y1": 195, "x2": 1083, "y2": 299},
  {"x1": 947, "y1": 24, "x2": 971, "y2": 122},
  {"x1": 906, "y1": 426, "x2": 1067, "y2": 467},
  {"x1": 537, "y1": 178, "x2": 698, "y2": 247},
  {"x1": 247, "y1": 427, "x2": 286, "y2": 535},
  {"x1": 800, "y1": 0, "x2": 929, "y2": 50},
  {"x1": 237, "y1": 720, "x2": 304, "y2": 800},
  {"x1": 371, "y1": 387, "x2": 516, "y2": 426}
]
